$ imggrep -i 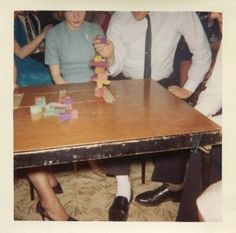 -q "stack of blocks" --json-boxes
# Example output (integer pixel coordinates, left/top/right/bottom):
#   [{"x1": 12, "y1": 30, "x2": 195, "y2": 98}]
[
  {"x1": 30, "y1": 93, "x2": 78, "y2": 122},
  {"x1": 90, "y1": 37, "x2": 110, "y2": 97},
  {"x1": 58, "y1": 96, "x2": 78, "y2": 122}
]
